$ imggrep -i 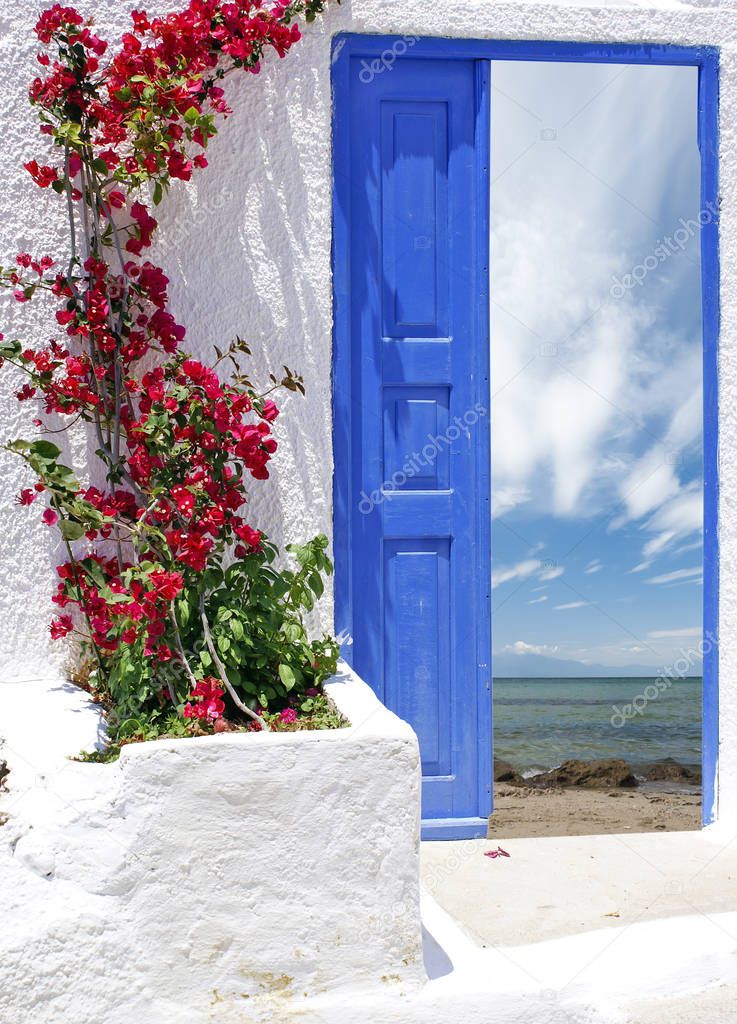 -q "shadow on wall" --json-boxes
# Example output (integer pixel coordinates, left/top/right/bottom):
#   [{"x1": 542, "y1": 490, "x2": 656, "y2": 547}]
[
  {"x1": 0, "y1": 8, "x2": 346, "y2": 680},
  {"x1": 150, "y1": 37, "x2": 336, "y2": 599},
  {"x1": 422, "y1": 926, "x2": 454, "y2": 980}
]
